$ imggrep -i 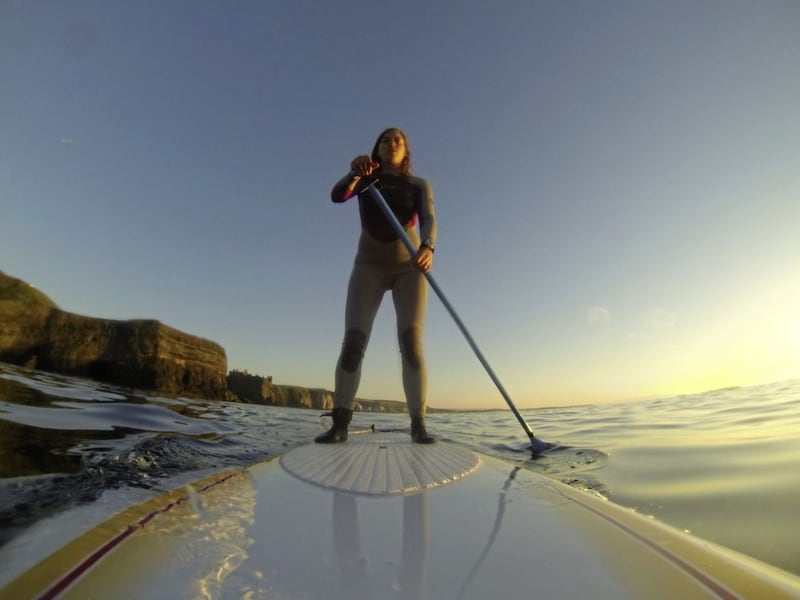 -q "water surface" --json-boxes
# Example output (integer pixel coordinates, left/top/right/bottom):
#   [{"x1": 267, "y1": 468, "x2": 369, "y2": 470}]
[{"x1": 1, "y1": 363, "x2": 798, "y2": 581}]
